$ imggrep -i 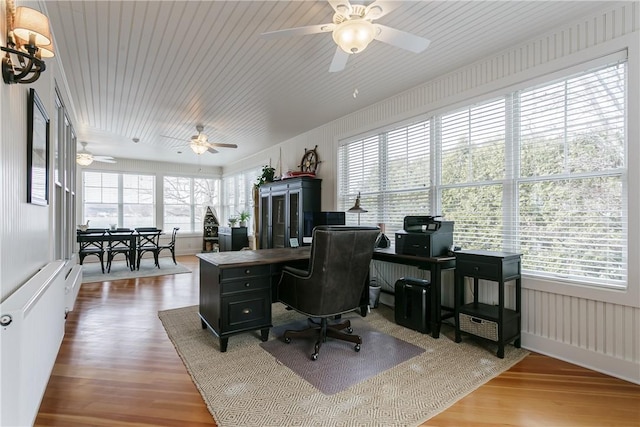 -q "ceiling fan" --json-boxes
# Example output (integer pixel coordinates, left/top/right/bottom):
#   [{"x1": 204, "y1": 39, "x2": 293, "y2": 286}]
[
  {"x1": 164, "y1": 125, "x2": 238, "y2": 155},
  {"x1": 76, "y1": 141, "x2": 116, "y2": 166},
  {"x1": 261, "y1": 0, "x2": 431, "y2": 72}
]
